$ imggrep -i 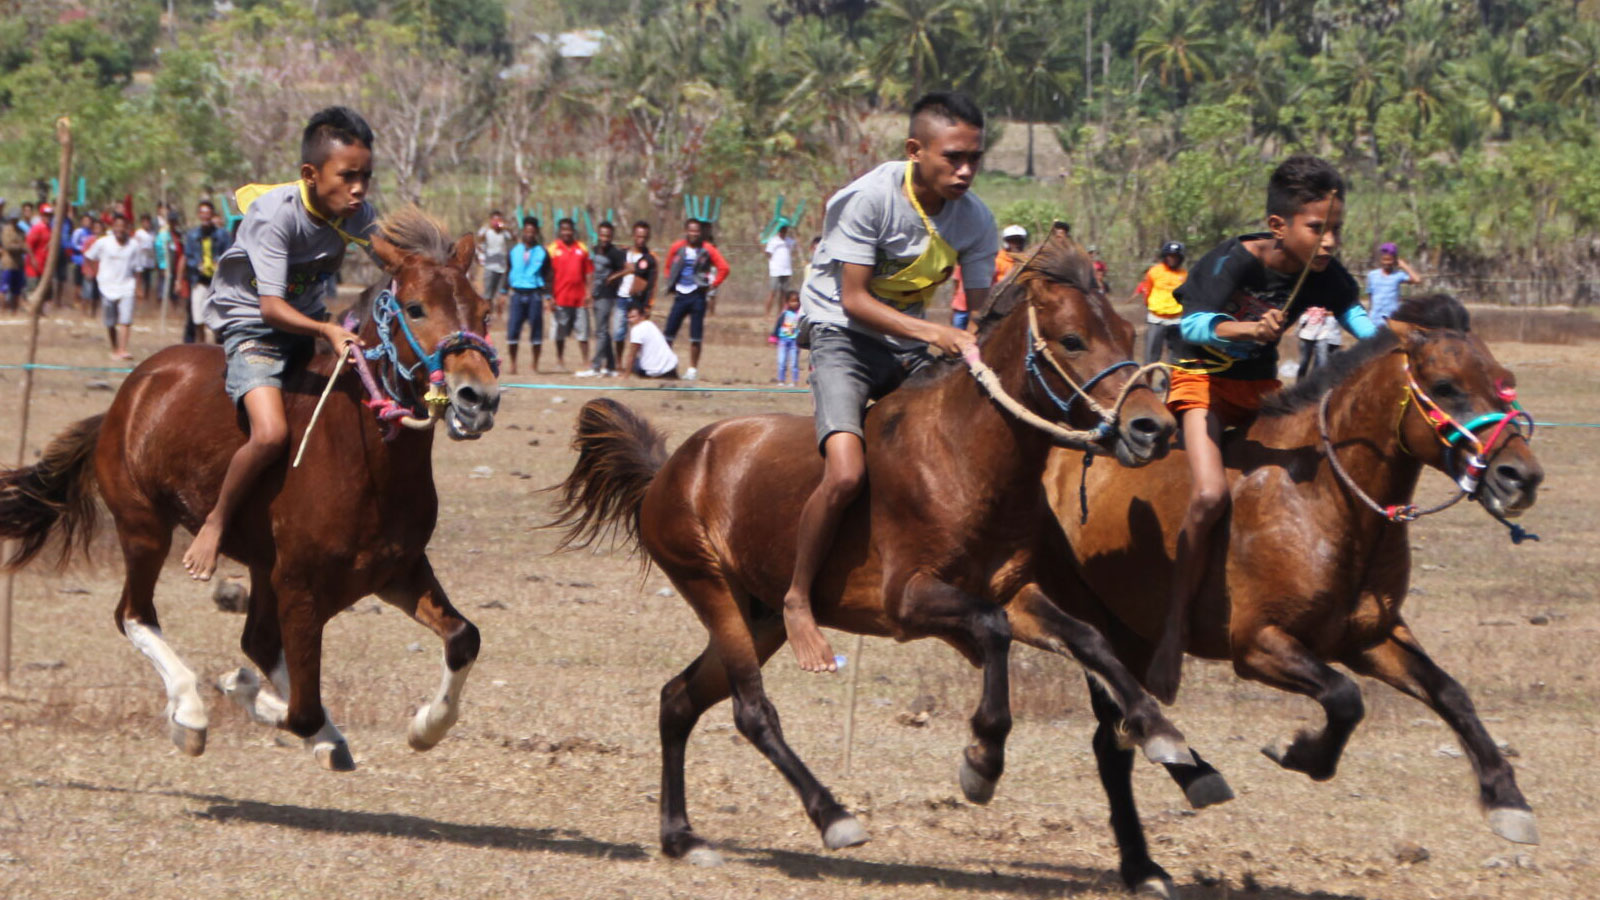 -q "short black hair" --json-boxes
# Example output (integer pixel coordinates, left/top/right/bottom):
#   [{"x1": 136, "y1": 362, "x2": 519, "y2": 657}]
[
  {"x1": 522, "y1": 216, "x2": 539, "y2": 229},
  {"x1": 197, "y1": 199, "x2": 214, "y2": 212},
  {"x1": 597, "y1": 220, "x2": 614, "y2": 232},
  {"x1": 301, "y1": 106, "x2": 375, "y2": 166},
  {"x1": 558, "y1": 217, "x2": 576, "y2": 229},
  {"x1": 684, "y1": 218, "x2": 702, "y2": 228},
  {"x1": 490, "y1": 209, "x2": 502, "y2": 217},
  {"x1": 112, "y1": 211, "x2": 128, "y2": 222},
  {"x1": 1267, "y1": 155, "x2": 1345, "y2": 220},
  {"x1": 909, "y1": 91, "x2": 984, "y2": 137},
  {"x1": 626, "y1": 301, "x2": 647, "y2": 315},
  {"x1": 1051, "y1": 220, "x2": 1071, "y2": 233},
  {"x1": 633, "y1": 220, "x2": 651, "y2": 231}
]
